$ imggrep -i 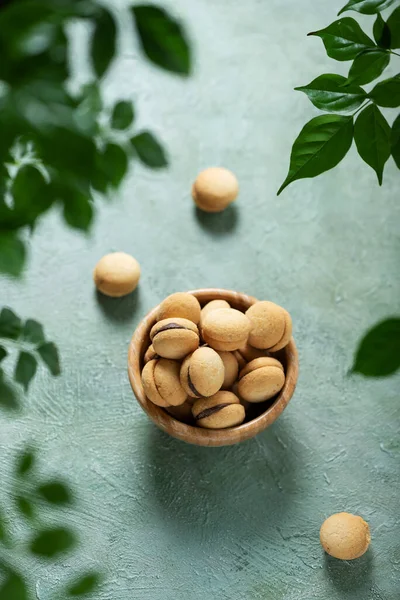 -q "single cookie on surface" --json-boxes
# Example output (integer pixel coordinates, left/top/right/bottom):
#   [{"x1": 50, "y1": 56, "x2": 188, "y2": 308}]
[
  {"x1": 238, "y1": 357, "x2": 285, "y2": 403},
  {"x1": 180, "y1": 347, "x2": 224, "y2": 398},
  {"x1": 200, "y1": 299, "x2": 230, "y2": 327},
  {"x1": 157, "y1": 292, "x2": 201, "y2": 324},
  {"x1": 202, "y1": 308, "x2": 251, "y2": 351},
  {"x1": 93, "y1": 252, "x2": 140, "y2": 297},
  {"x1": 150, "y1": 318, "x2": 199, "y2": 360},
  {"x1": 216, "y1": 351, "x2": 239, "y2": 389},
  {"x1": 144, "y1": 344, "x2": 158, "y2": 364},
  {"x1": 246, "y1": 301, "x2": 292, "y2": 351},
  {"x1": 192, "y1": 167, "x2": 238, "y2": 213},
  {"x1": 192, "y1": 391, "x2": 245, "y2": 429},
  {"x1": 142, "y1": 358, "x2": 187, "y2": 407},
  {"x1": 320, "y1": 513, "x2": 371, "y2": 560}
]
